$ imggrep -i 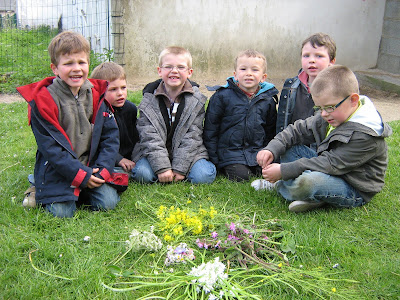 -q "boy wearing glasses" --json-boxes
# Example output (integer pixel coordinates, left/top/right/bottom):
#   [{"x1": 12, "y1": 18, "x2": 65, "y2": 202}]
[
  {"x1": 253, "y1": 65, "x2": 391, "y2": 213},
  {"x1": 132, "y1": 46, "x2": 216, "y2": 184}
]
